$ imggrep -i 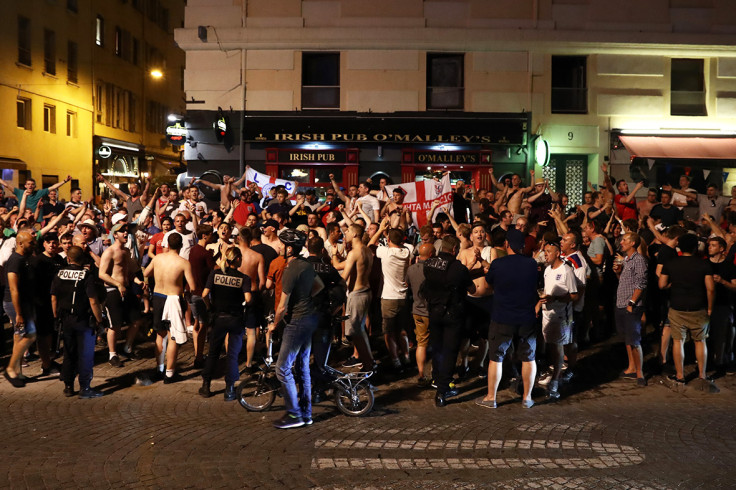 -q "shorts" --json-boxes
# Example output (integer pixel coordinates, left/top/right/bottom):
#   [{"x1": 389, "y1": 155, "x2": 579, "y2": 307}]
[
  {"x1": 381, "y1": 298, "x2": 406, "y2": 336},
  {"x1": 488, "y1": 320, "x2": 536, "y2": 363},
  {"x1": 413, "y1": 314, "x2": 430, "y2": 348},
  {"x1": 3, "y1": 301, "x2": 37, "y2": 338},
  {"x1": 542, "y1": 307, "x2": 573, "y2": 345},
  {"x1": 345, "y1": 288, "x2": 371, "y2": 338},
  {"x1": 152, "y1": 293, "x2": 186, "y2": 333},
  {"x1": 105, "y1": 288, "x2": 142, "y2": 329},
  {"x1": 614, "y1": 306, "x2": 643, "y2": 346},
  {"x1": 189, "y1": 295, "x2": 209, "y2": 325},
  {"x1": 668, "y1": 308, "x2": 709, "y2": 342},
  {"x1": 244, "y1": 291, "x2": 264, "y2": 329}
]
